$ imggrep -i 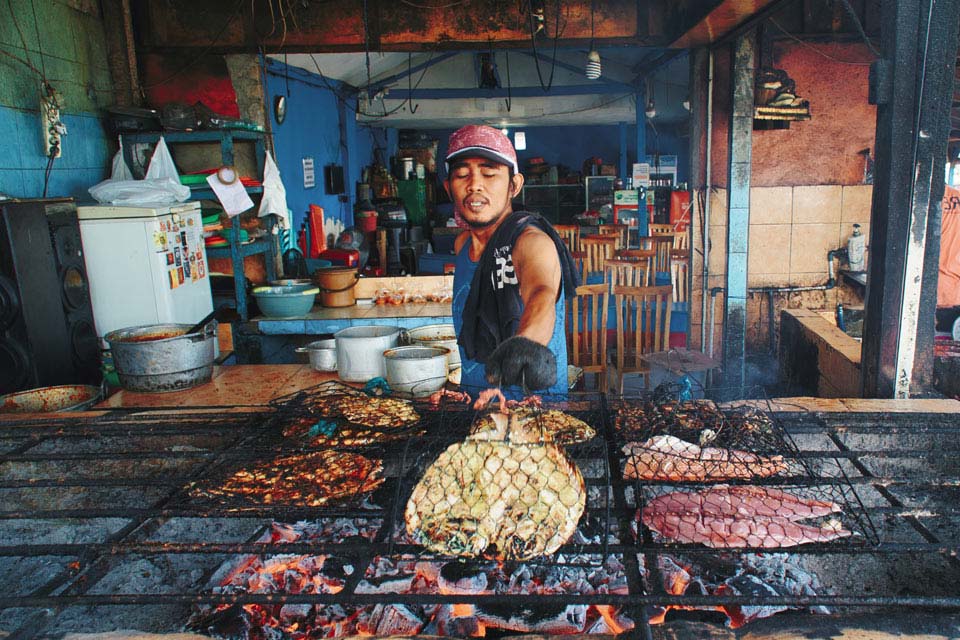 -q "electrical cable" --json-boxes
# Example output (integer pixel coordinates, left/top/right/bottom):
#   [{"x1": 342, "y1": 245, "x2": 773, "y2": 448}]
[
  {"x1": 42, "y1": 146, "x2": 56, "y2": 198},
  {"x1": 408, "y1": 53, "x2": 418, "y2": 113},
  {"x1": 503, "y1": 50, "x2": 512, "y2": 112},
  {"x1": 768, "y1": 17, "x2": 874, "y2": 66},
  {"x1": 528, "y1": 0, "x2": 562, "y2": 92},
  {"x1": 838, "y1": 0, "x2": 881, "y2": 58},
  {"x1": 486, "y1": 92, "x2": 632, "y2": 122}
]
